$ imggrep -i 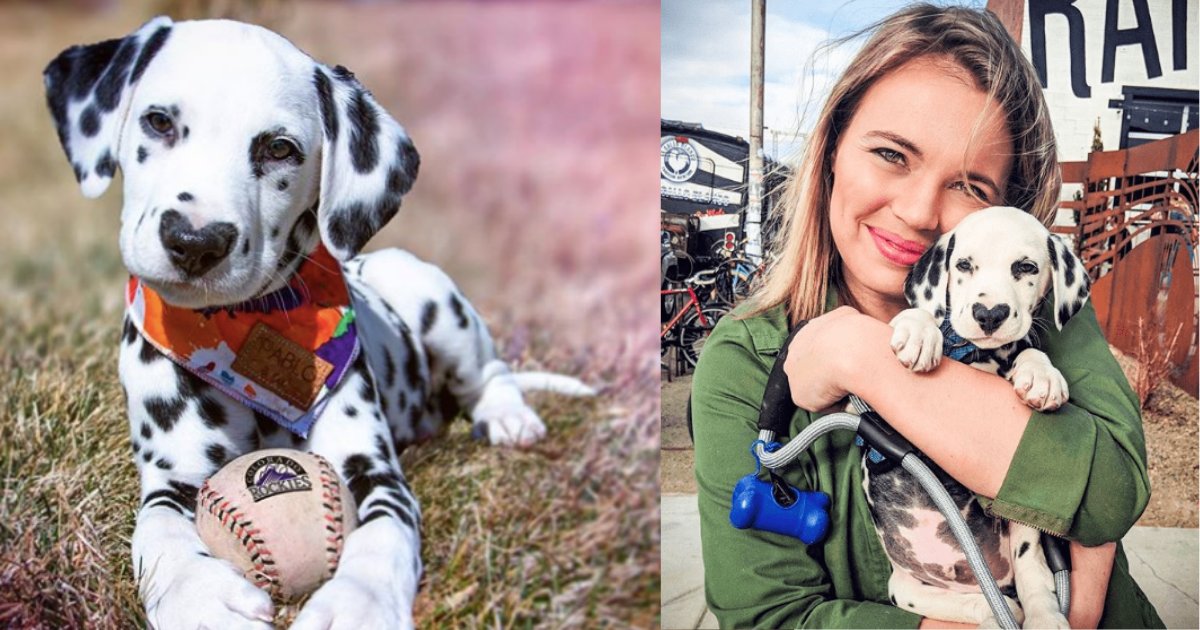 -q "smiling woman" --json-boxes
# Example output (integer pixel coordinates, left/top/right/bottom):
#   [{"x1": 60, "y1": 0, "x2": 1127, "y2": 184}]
[{"x1": 690, "y1": 3, "x2": 1164, "y2": 629}]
